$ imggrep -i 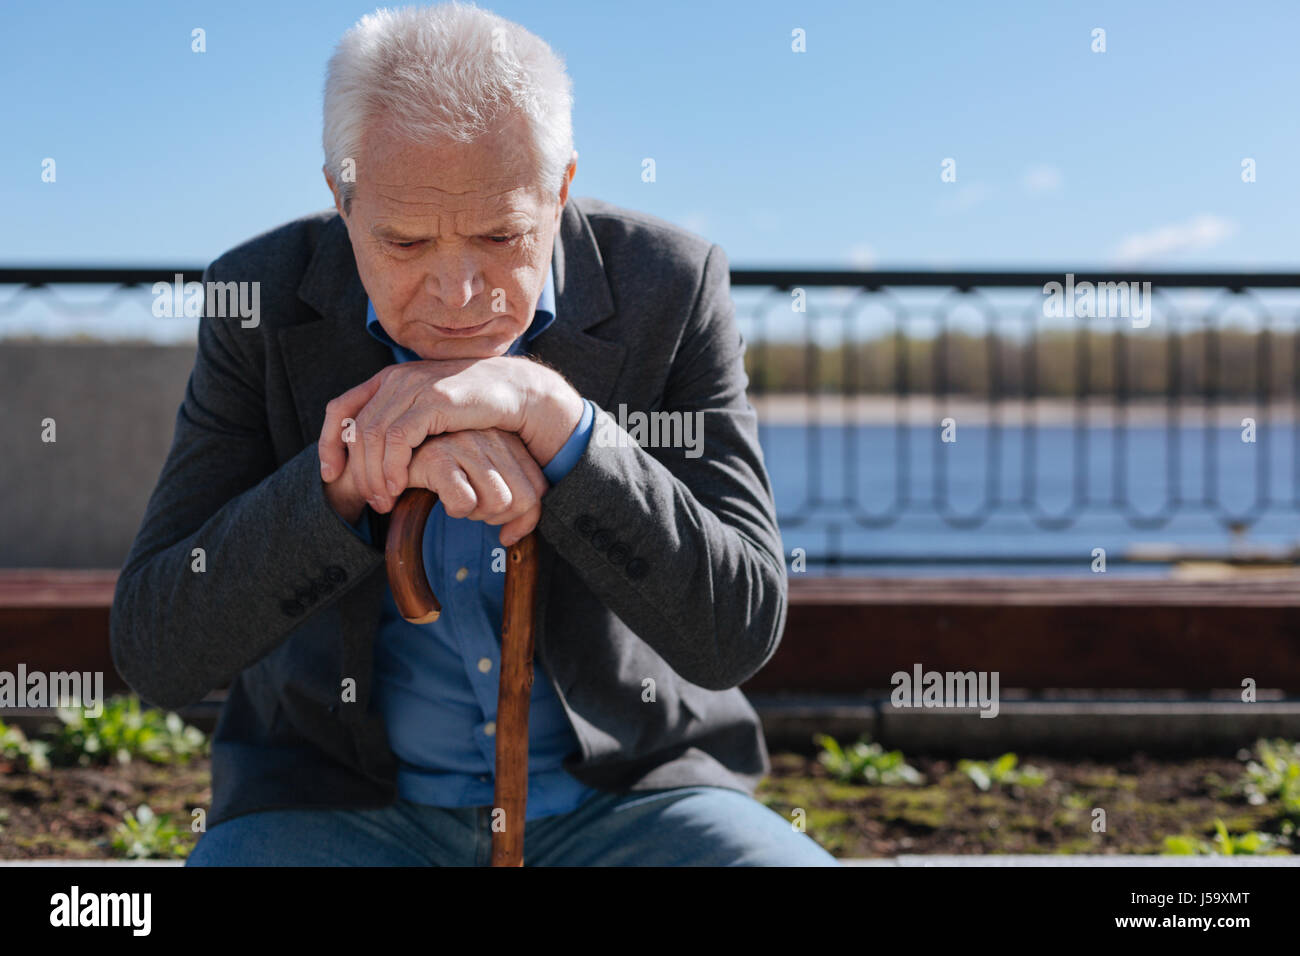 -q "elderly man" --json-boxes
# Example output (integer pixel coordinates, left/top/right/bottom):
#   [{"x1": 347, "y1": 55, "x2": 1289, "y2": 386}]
[{"x1": 111, "y1": 2, "x2": 837, "y2": 866}]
